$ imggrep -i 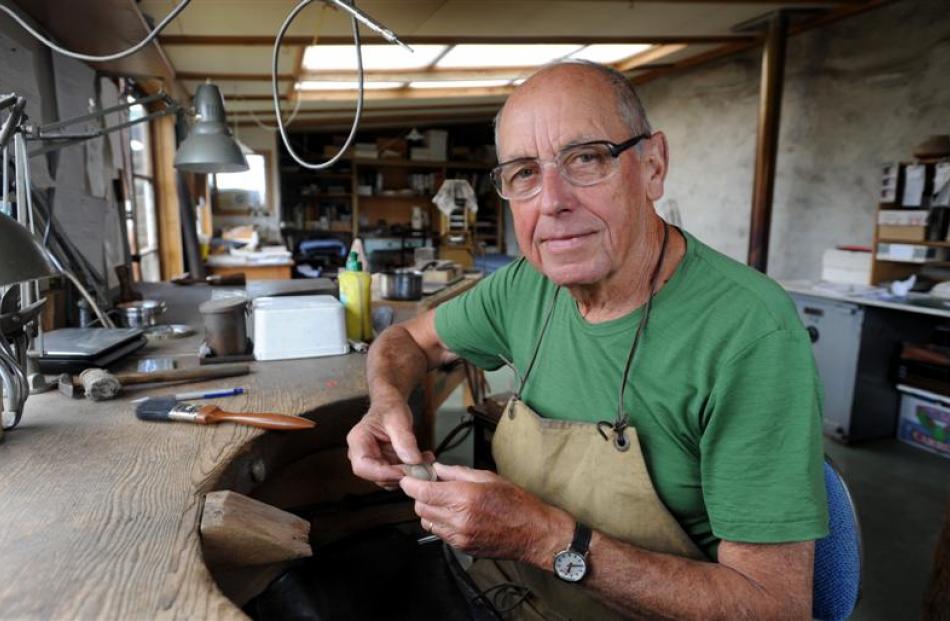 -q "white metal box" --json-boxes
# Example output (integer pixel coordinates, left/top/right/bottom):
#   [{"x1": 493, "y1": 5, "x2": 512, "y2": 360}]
[{"x1": 252, "y1": 295, "x2": 347, "y2": 361}]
